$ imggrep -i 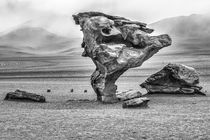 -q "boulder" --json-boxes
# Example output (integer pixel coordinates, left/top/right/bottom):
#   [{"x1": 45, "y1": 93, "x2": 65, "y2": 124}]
[
  {"x1": 140, "y1": 63, "x2": 206, "y2": 95},
  {"x1": 122, "y1": 97, "x2": 150, "y2": 108},
  {"x1": 116, "y1": 90, "x2": 142, "y2": 101},
  {"x1": 4, "y1": 89, "x2": 46, "y2": 102},
  {"x1": 73, "y1": 11, "x2": 172, "y2": 103}
]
